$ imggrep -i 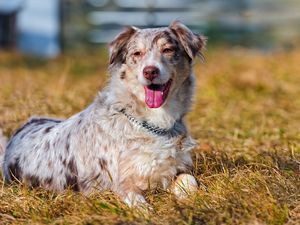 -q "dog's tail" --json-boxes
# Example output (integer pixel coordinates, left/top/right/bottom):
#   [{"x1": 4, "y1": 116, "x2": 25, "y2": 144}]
[{"x1": 0, "y1": 129, "x2": 7, "y2": 167}]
